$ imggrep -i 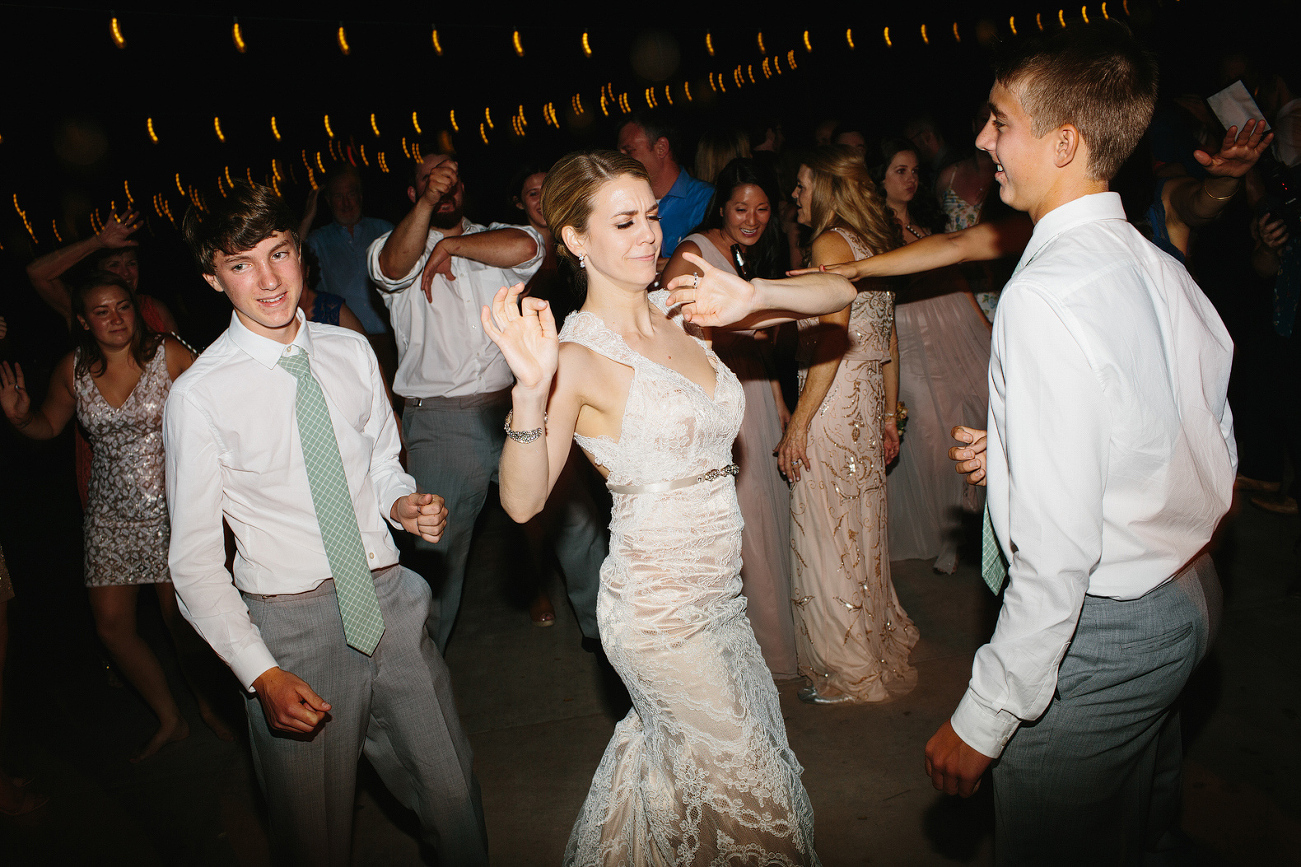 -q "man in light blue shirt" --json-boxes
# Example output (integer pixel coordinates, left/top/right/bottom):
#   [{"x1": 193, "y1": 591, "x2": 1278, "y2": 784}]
[
  {"x1": 306, "y1": 167, "x2": 394, "y2": 336},
  {"x1": 618, "y1": 111, "x2": 713, "y2": 267}
]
